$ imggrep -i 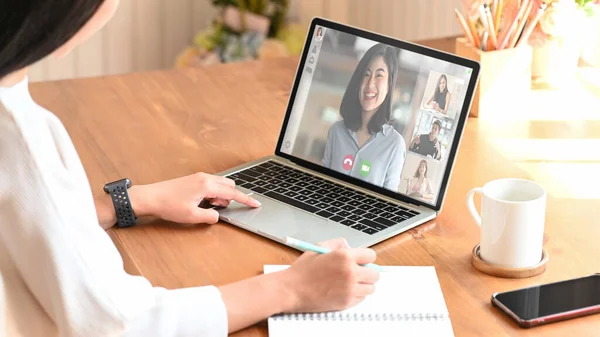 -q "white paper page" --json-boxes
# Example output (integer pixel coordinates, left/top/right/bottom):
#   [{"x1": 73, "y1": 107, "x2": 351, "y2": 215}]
[{"x1": 264, "y1": 265, "x2": 450, "y2": 316}]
